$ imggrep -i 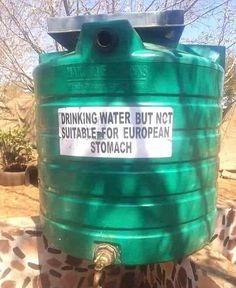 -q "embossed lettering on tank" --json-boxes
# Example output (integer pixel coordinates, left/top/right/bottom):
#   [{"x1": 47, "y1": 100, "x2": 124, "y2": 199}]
[{"x1": 64, "y1": 64, "x2": 148, "y2": 80}]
